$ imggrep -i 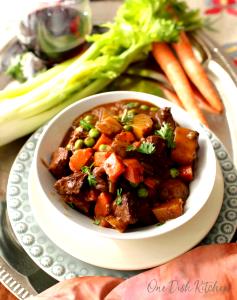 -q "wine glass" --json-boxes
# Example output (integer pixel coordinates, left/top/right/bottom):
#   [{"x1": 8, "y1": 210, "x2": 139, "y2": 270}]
[{"x1": 17, "y1": 0, "x2": 92, "y2": 63}]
